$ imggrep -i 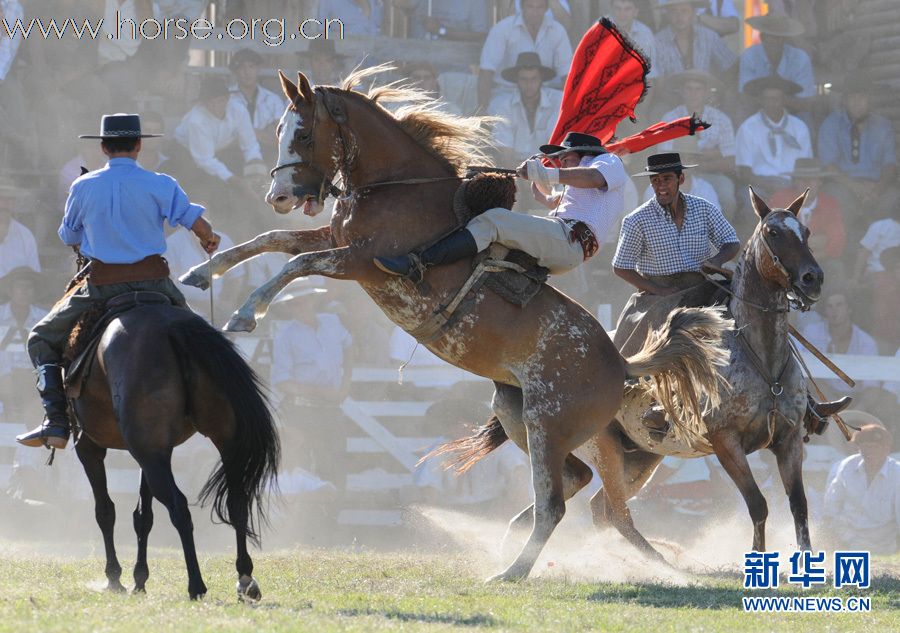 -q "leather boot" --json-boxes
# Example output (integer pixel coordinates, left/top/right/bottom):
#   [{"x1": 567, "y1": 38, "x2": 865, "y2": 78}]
[
  {"x1": 16, "y1": 365, "x2": 71, "y2": 449},
  {"x1": 373, "y1": 229, "x2": 478, "y2": 284},
  {"x1": 641, "y1": 404, "x2": 670, "y2": 439},
  {"x1": 803, "y1": 394, "x2": 852, "y2": 436}
]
